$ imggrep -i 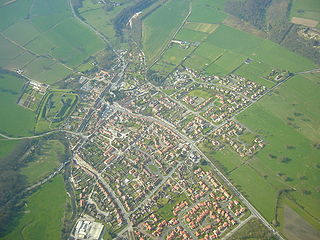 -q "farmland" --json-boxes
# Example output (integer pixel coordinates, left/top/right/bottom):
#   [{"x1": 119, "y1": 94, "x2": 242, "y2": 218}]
[
  {"x1": 235, "y1": 74, "x2": 320, "y2": 230},
  {"x1": 1, "y1": 175, "x2": 68, "y2": 240},
  {"x1": 142, "y1": 0, "x2": 190, "y2": 63},
  {"x1": 0, "y1": 0, "x2": 104, "y2": 84},
  {"x1": 0, "y1": 73, "x2": 36, "y2": 137},
  {"x1": 290, "y1": 0, "x2": 320, "y2": 23}
]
